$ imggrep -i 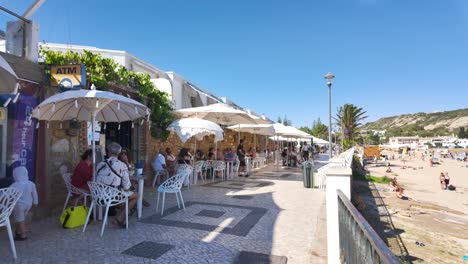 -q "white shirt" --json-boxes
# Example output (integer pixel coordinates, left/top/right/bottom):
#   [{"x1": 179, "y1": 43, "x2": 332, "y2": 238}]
[
  {"x1": 303, "y1": 144, "x2": 310, "y2": 151},
  {"x1": 154, "y1": 153, "x2": 166, "y2": 171},
  {"x1": 96, "y1": 157, "x2": 131, "y2": 190}
]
